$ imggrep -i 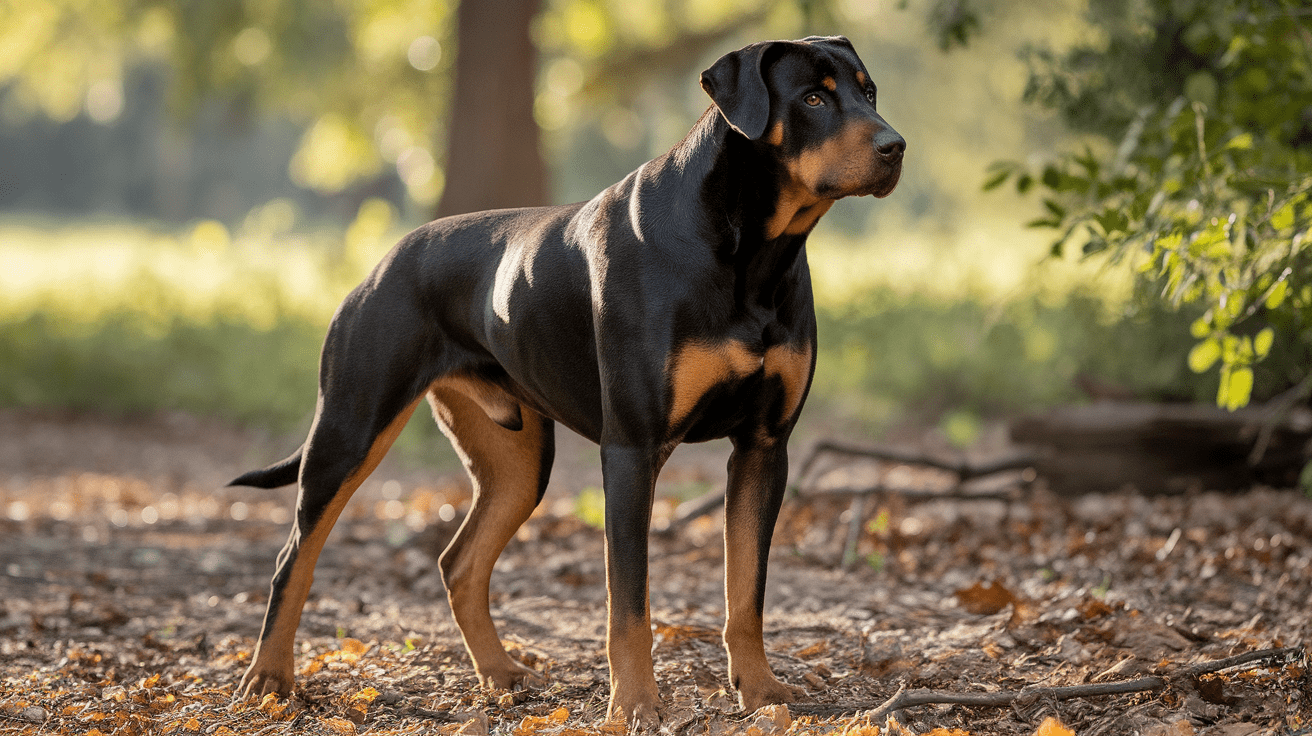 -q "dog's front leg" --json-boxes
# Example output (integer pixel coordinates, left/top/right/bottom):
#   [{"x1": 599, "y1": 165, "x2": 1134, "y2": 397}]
[
  {"x1": 600, "y1": 443, "x2": 663, "y2": 728},
  {"x1": 723, "y1": 433, "x2": 804, "y2": 712}
]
